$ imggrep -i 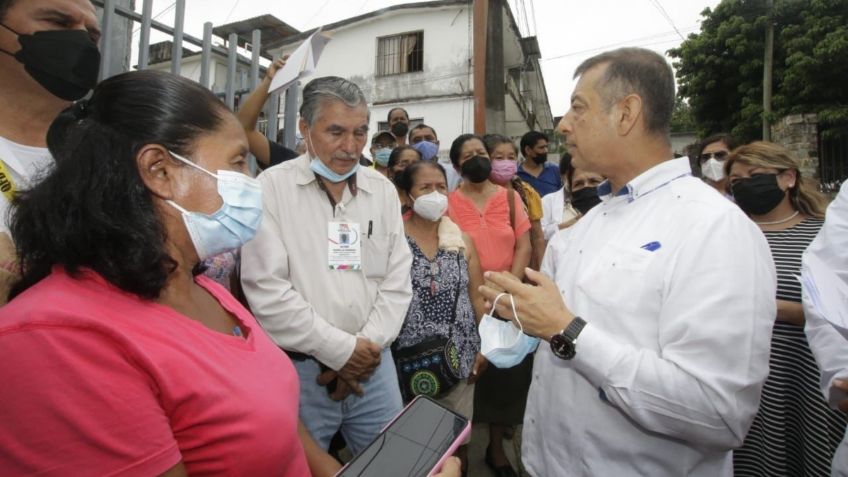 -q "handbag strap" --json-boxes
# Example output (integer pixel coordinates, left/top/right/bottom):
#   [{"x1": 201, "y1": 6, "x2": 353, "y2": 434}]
[
  {"x1": 444, "y1": 252, "x2": 464, "y2": 343},
  {"x1": 506, "y1": 181, "x2": 516, "y2": 231}
]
